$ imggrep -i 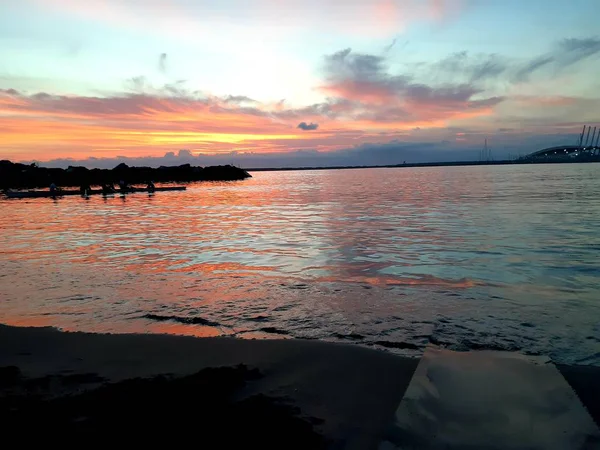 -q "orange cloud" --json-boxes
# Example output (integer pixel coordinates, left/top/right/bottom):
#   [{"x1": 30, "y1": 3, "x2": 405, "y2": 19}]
[
  {"x1": 0, "y1": 90, "x2": 316, "y2": 159},
  {"x1": 0, "y1": 41, "x2": 512, "y2": 163},
  {"x1": 0, "y1": 80, "x2": 502, "y2": 161}
]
